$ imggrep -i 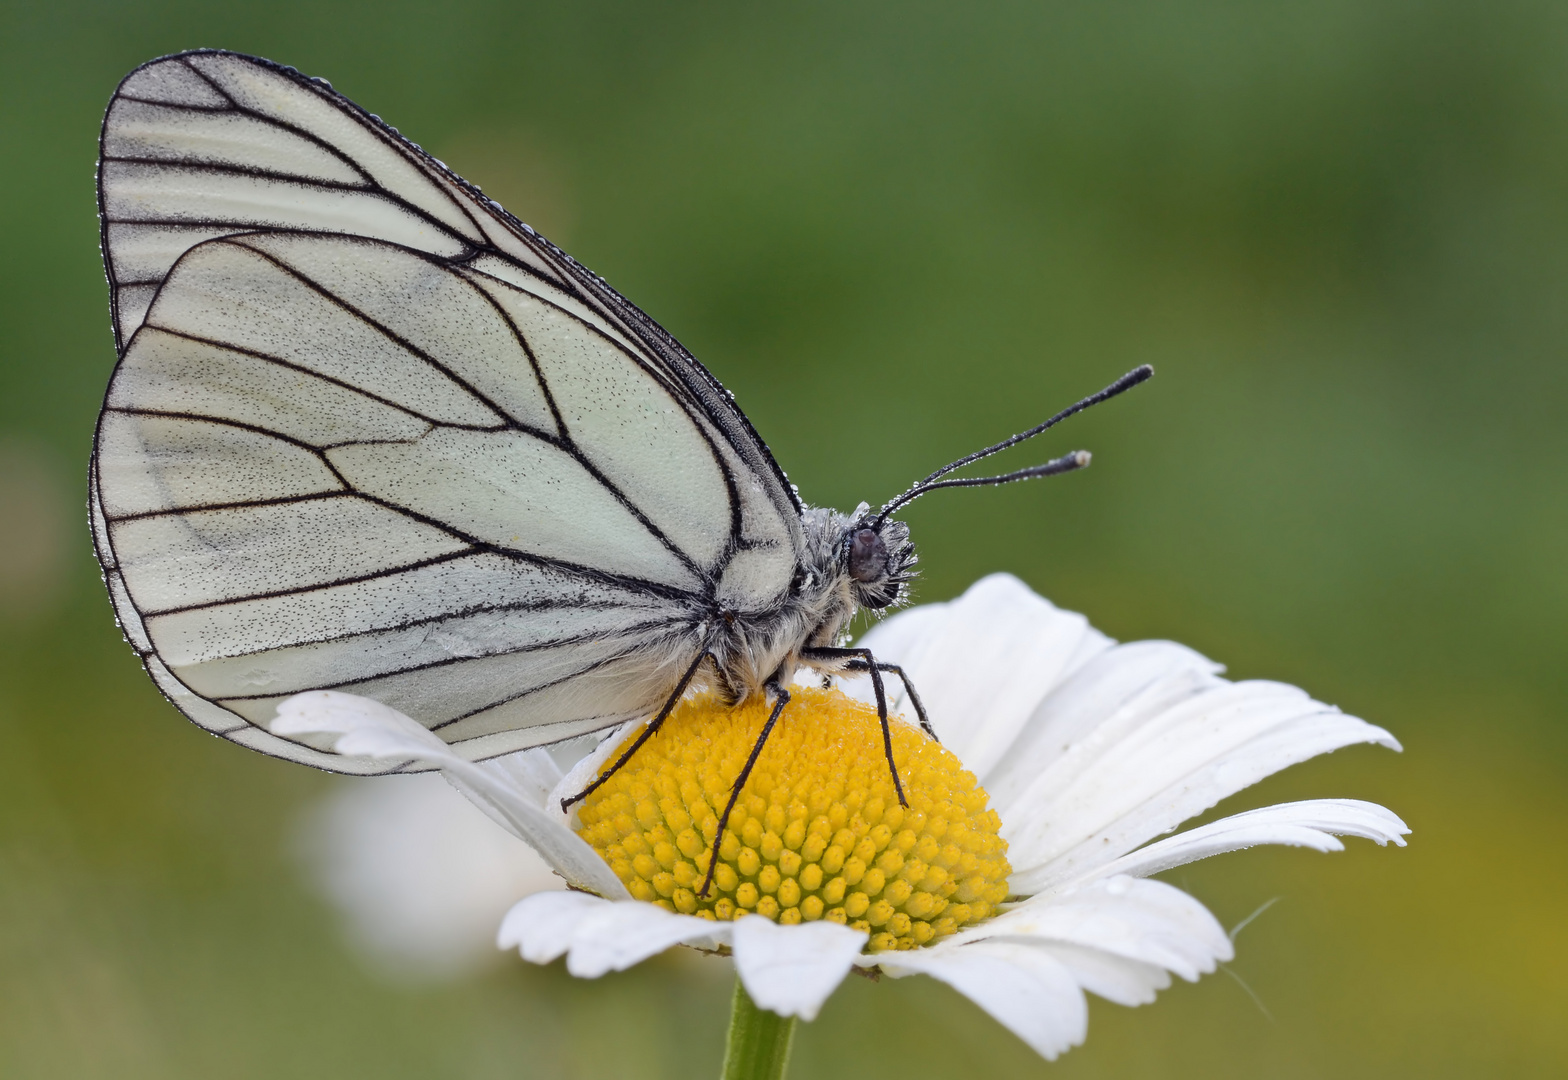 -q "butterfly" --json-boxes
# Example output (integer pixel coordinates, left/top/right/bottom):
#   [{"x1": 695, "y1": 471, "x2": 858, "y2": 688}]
[{"x1": 93, "y1": 50, "x2": 1149, "y2": 891}]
